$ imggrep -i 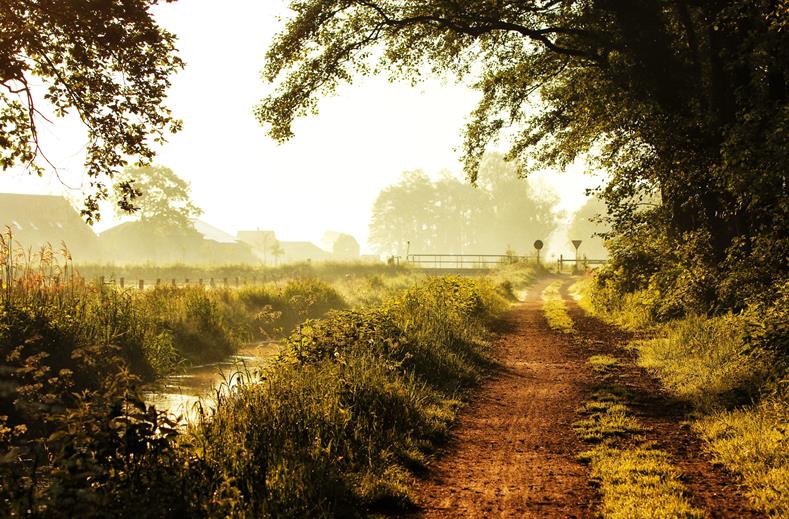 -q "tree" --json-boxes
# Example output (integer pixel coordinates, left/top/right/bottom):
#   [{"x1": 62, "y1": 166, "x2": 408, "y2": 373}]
[
  {"x1": 331, "y1": 233, "x2": 361, "y2": 260},
  {"x1": 112, "y1": 165, "x2": 202, "y2": 233},
  {"x1": 0, "y1": 1, "x2": 183, "y2": 223},
  {"x1": 269, "y1": 240, "x2": 284, "y2": 266},
  {"x1": 260, "y1": 0, "x2": 788, "y2": 312},
  {"x1": 369, "y1": 170, "x2": 436, "y2": 256}
]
